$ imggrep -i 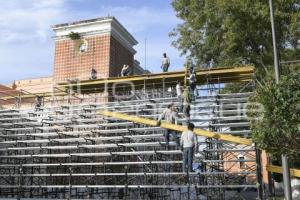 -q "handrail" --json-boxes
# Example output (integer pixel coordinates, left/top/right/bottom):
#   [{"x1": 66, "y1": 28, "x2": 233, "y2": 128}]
[
  {"x1": 98, "y1": 110, "x2": 253, "y2": 146},
  {"x1": 60, "y1": 65, "x2": 254, "y2": 87},
  {"x1": 266, "y1": 165, "x2": 300, "y2": 178},
  {"x1": 0, "y1": 66, "x2": 254, "y2": 101}
]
